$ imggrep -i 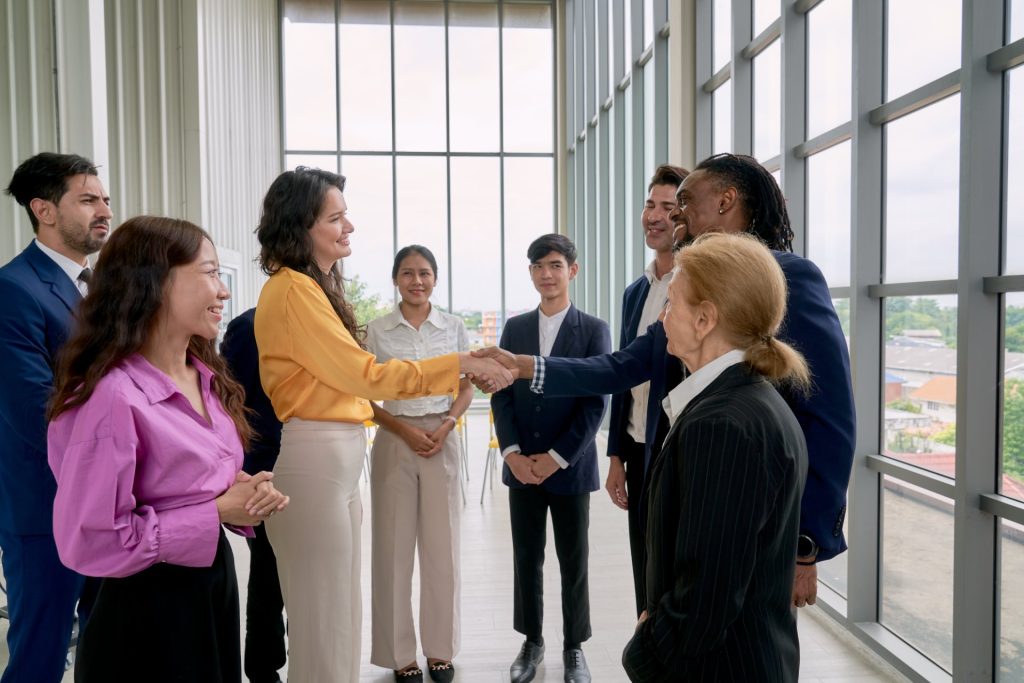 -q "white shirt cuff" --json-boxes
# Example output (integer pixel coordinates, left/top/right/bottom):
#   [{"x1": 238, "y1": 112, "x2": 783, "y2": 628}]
[
  {"x1": 549, "y1": 449, "x2": 569, "y2": 469},
  {"x1": 501, "y1": 445, "x2": 521, "y2": 459}
]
